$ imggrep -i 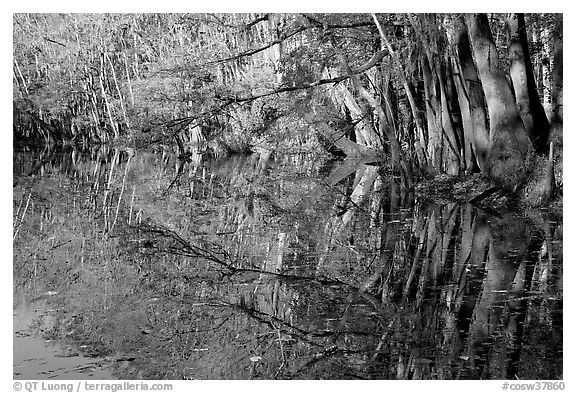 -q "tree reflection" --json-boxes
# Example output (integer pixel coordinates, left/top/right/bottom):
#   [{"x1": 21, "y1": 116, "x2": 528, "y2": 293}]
[{"x1": 13, "y1": 147, "x2": 562, "y2": 380}]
